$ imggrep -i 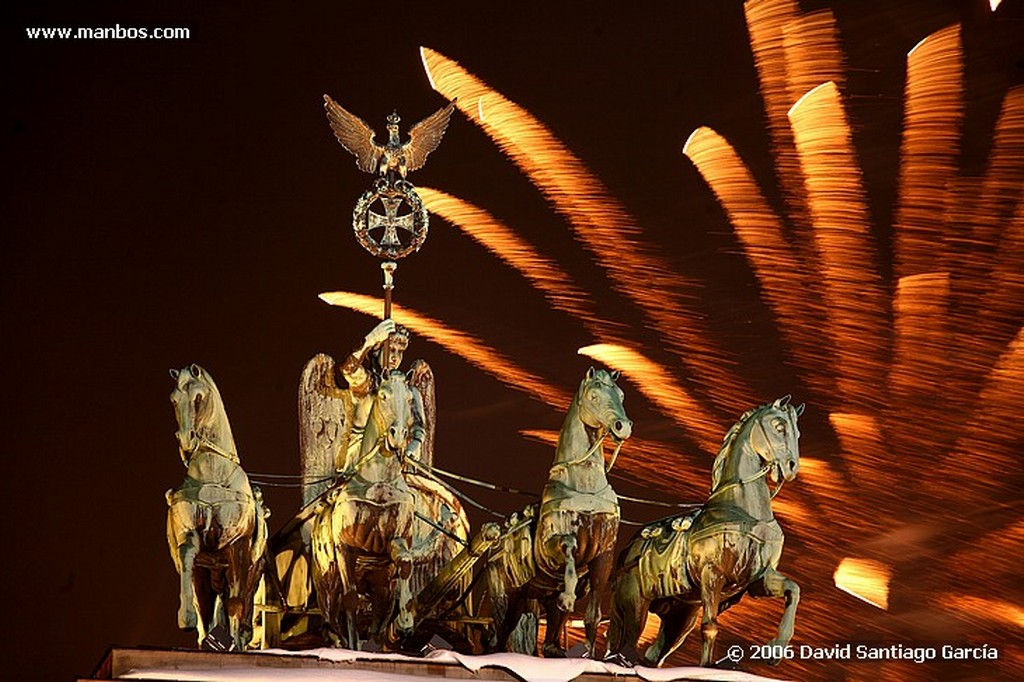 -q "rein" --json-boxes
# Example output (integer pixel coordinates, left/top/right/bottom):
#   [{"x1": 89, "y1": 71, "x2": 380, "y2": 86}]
[
  {"x1": 555, "y1": 429, "x2": 625, "y2": 473},
  {"x1": 707, "y1": 417, "x2": 788, "y2": 502},
  {"x1": 182, "y1": 434, "x2": 239, "y2": 465}
]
